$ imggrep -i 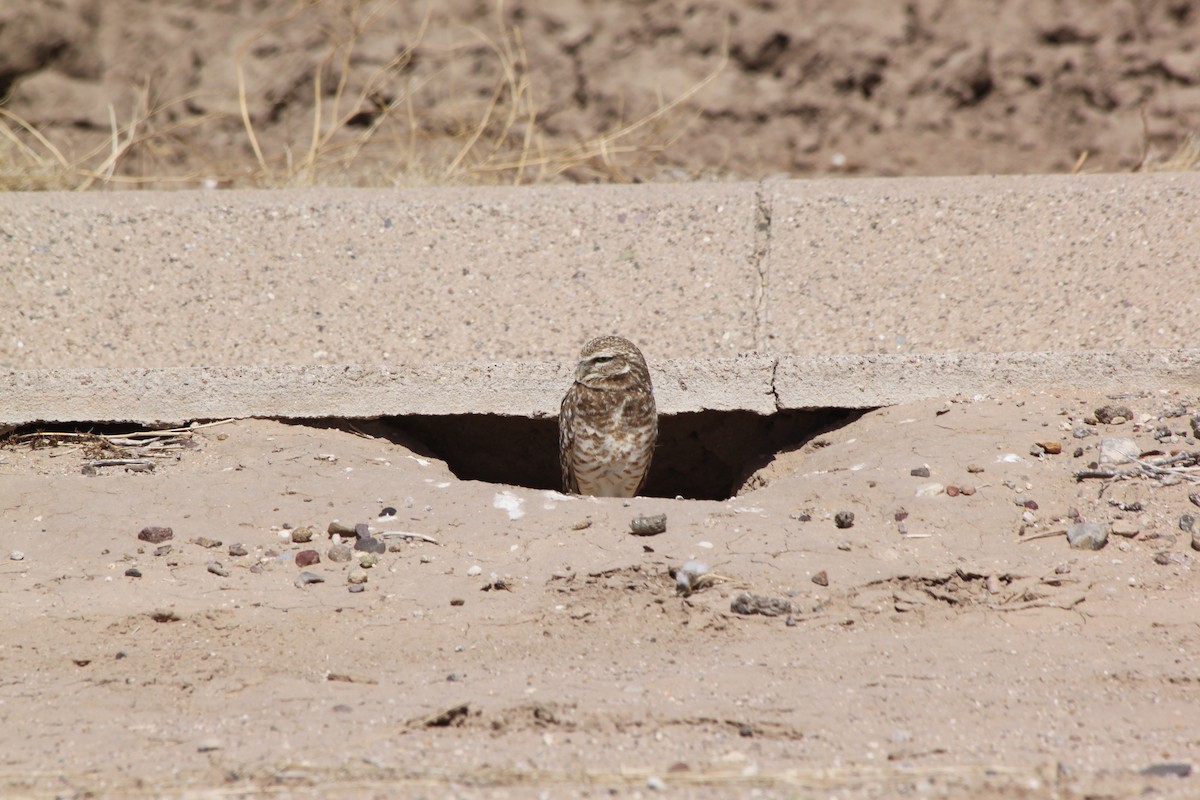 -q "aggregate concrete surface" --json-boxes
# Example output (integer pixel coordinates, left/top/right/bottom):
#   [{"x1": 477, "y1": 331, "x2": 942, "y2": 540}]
[
  {"x1": 4, "y1": 176, "x2": 1200, "y2": 800},
  {"x1": 3, "y1": 174, "x2": 1199, "y2": 371}
]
